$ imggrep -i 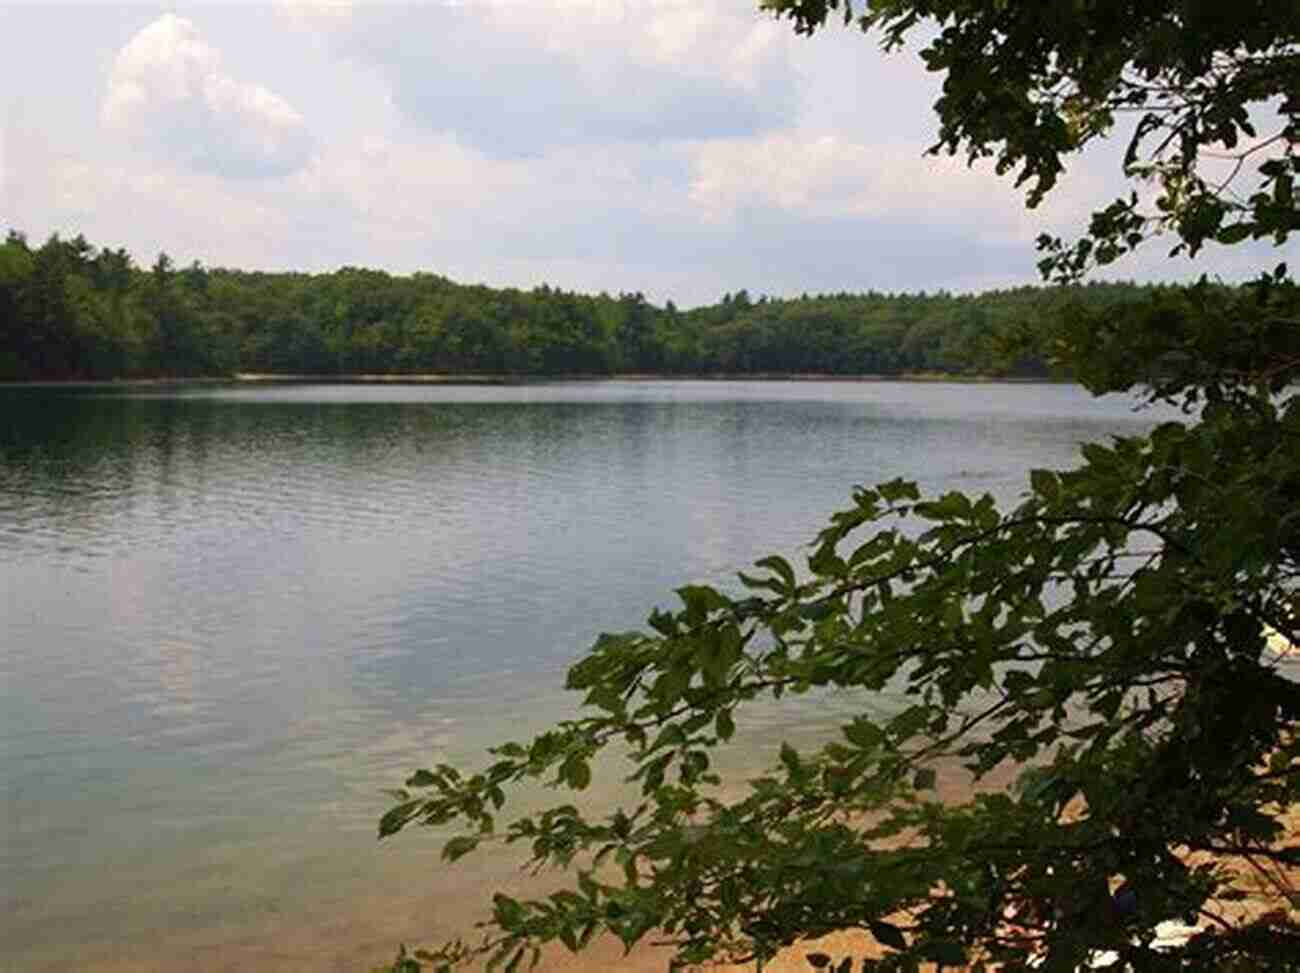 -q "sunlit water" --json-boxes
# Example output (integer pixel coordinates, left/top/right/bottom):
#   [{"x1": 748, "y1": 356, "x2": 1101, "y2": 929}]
[{"x1": 0, "y1": 380, "x2": 1179, "y2": 971}]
